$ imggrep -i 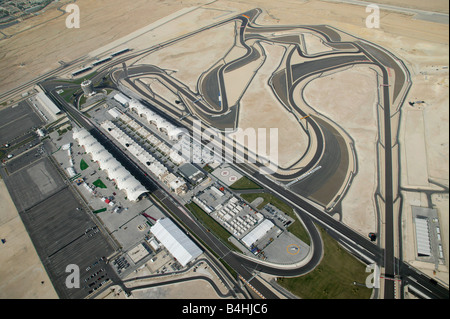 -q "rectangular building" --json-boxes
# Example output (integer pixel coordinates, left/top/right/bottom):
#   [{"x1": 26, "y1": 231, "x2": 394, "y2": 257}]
[
  {"x1": 241, "y1": 219, "x2": 275, "y2": 248},
  {"x1": 36, "y1": 92, "x2": 62, "y2": 116},
  {"x1": 151, "y1": 218, "x2": 202, "y2": 267}
]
